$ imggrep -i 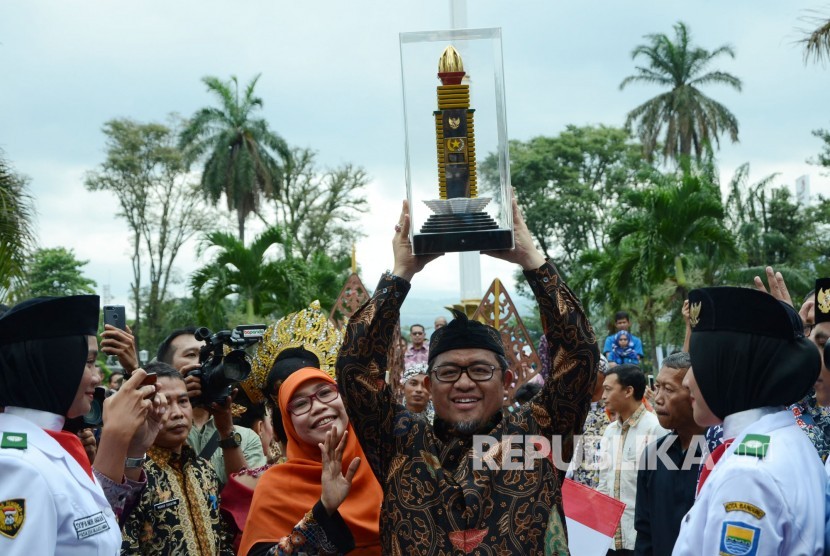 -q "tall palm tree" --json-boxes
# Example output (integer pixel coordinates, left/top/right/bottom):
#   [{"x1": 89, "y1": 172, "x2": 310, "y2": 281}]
[
  {"x1": 179, "y1": 74, "x2": 289, "y2": 244},
  {"x1": 0, "y1": 152, "x2": 37, "y2": 303},
  {"x1": 801, "y1": 10, "x2": 830, "y2": 65},
  {"x1": 620, "y1": 22, "x2": 742, "y2": 162}
]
